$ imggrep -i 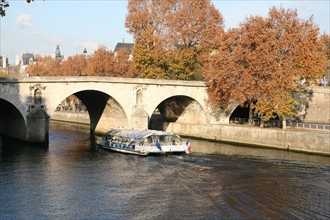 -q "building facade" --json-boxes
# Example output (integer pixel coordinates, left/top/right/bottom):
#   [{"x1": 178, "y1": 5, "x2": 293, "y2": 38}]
[{"x1": 0, "y1": 56, "x2": 9, "y2": 68}]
